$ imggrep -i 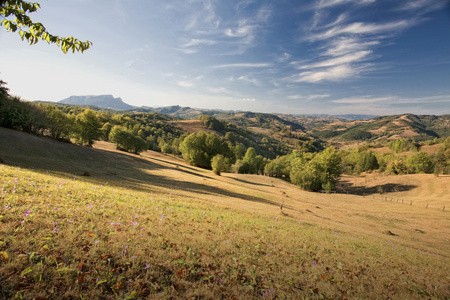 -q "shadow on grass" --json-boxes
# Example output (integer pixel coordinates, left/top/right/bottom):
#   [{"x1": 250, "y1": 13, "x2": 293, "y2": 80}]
[
  {"x1": 228, "y1": 177, "x2": 274, "y2": 187},
  {"x1": 0, "y1": 127, "x2": 278, "y2": 207},
  {"x1": 337, "y1": 180, "x2": 417, "y2": 196}
]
